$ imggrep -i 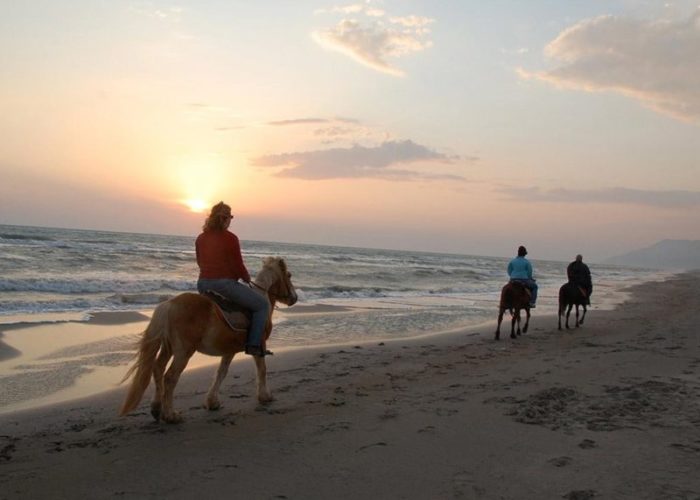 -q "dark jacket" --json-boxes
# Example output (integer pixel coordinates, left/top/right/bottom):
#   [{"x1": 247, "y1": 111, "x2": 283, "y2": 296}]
[{"x1": 567, "y1": 261, "x2": 591, "y2": 289}]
